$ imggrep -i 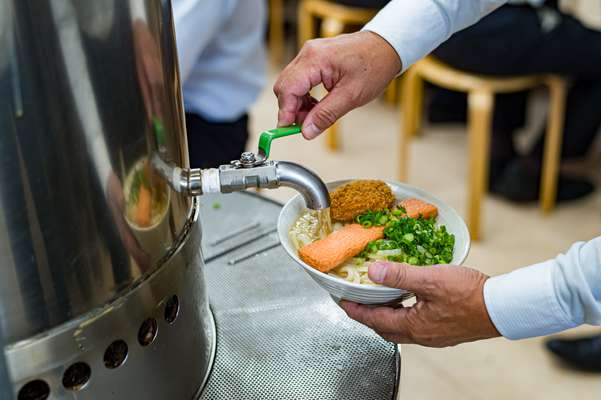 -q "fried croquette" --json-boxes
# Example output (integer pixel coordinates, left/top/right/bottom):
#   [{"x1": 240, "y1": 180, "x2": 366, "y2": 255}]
[{"x1": 330, "y1": 180, "x2": 396, "y2": 222}]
